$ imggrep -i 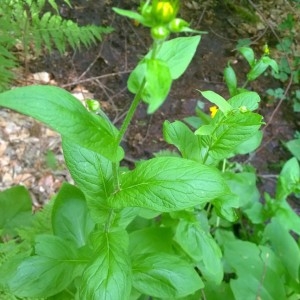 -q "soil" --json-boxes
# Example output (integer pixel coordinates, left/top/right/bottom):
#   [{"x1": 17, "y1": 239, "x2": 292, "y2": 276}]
[{"x1": 0, "y1": 0, "x2": 299, "y2": 207}]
